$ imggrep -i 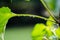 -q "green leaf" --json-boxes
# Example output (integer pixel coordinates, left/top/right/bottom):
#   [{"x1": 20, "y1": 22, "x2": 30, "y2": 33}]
[
  {"x1": 32, "y1": 23, "x2": 46, "y2": 37},
  {"x1": 32, "y1": 37, "x2": 43, "y2": 40},
  {"x1": 32, "y1": 23, "x2": 46, "y2": 40},
  {"x1": 55, "y1": 27, "x2": 60, "y2": 38},
  {"x1": 0, "y1": 7, "x2": 11, "y2": 14},
  {"x1": 46, "y1": 16, "x2": 55, "y2": 27},
  {"x1": 0, "y1": 7, "x2": 15, "y2": 33},
  {"x1": 45, "y1": 27, "x2": 53, "y2": 37}
]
